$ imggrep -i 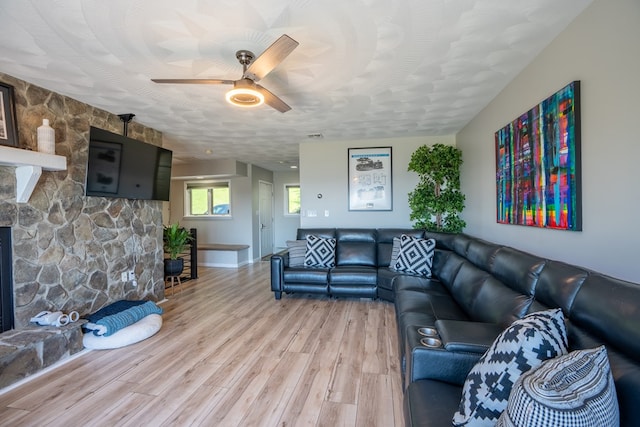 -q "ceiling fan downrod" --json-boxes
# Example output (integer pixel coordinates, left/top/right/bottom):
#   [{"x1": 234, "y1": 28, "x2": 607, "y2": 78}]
[{"x1": 235, "y1": 50, "x2": 255, "y2": 73}]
